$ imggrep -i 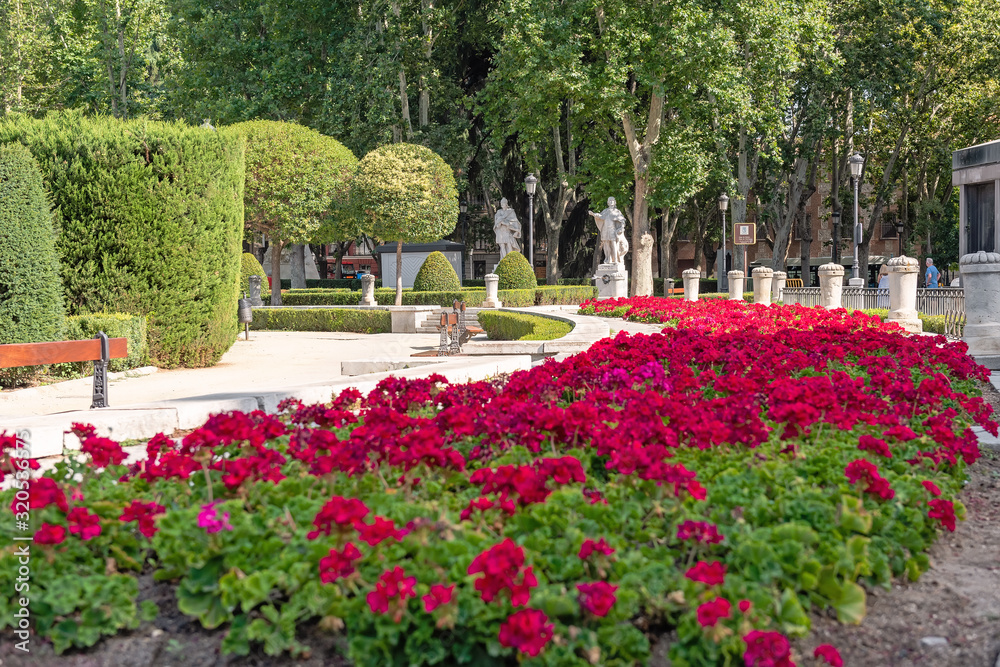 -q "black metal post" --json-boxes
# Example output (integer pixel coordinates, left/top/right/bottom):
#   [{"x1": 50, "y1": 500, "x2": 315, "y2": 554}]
[
  {"x1": 832, "y1": 211, "x2": 841, "y2": 265},
  {"x1": 91, "y1": 331, "x2": 110, "y2": 409},
  {"x1": 527, "y1": 194, "x2": 535, "y2": 267}
]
